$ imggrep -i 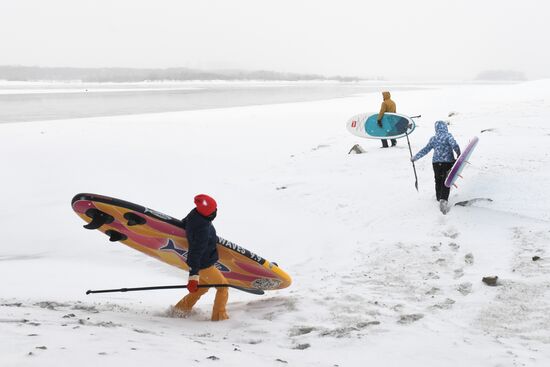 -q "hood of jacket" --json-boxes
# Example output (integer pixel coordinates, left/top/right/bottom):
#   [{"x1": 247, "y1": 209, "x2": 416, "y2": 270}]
[{"x1": 435, "y1": 120, "x2": 448, "y2": 135}]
